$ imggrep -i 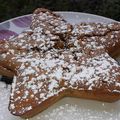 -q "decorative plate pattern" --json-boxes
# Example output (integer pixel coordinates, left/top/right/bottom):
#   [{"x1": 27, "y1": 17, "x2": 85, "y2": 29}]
[{"x1": 0, "y1": 15, "x2": 31, "y2": 40}]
